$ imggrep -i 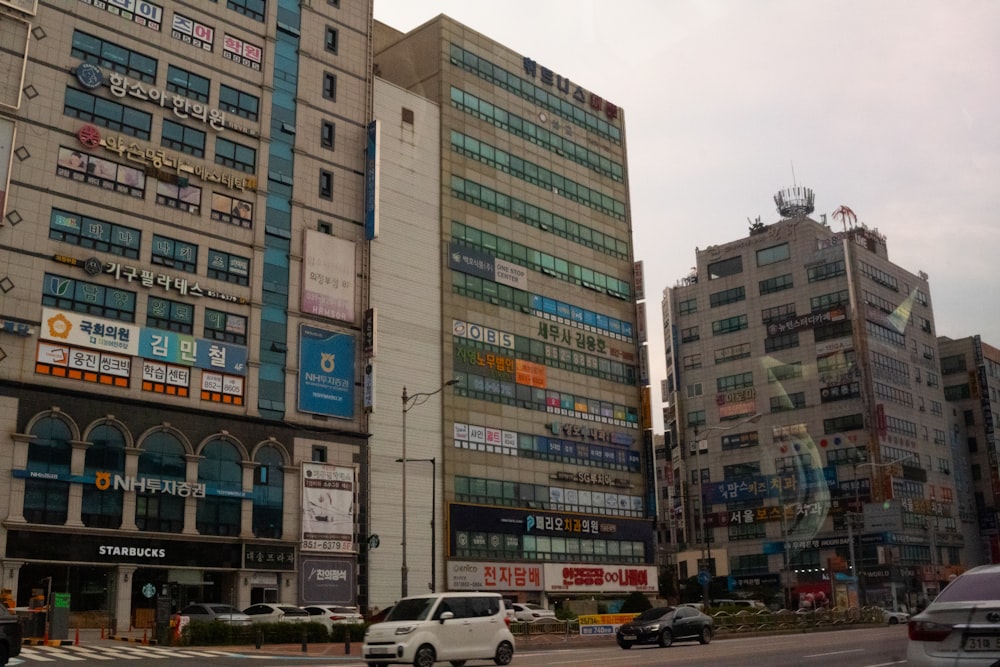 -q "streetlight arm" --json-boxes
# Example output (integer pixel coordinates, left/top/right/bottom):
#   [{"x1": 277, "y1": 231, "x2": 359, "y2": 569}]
[{"x1": 403, "y1": 379, "x2": 459, "y2": 412}]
